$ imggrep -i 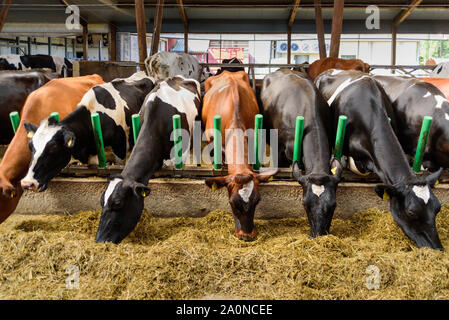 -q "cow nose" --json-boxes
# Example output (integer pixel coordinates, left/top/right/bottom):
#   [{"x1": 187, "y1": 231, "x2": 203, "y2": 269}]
[
  {"x1": 235, "y1": 228, "x2": 257, "y2": 241},
  {"x1": 21, "y1": 181, "x2": 37, "y2": 191}
]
